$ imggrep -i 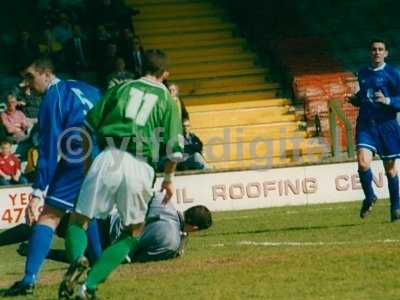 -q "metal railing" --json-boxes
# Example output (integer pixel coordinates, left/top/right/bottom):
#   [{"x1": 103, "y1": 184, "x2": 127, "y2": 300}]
[{"x1": 328, "y1": 99, "x2": 355, "y2": 159}]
